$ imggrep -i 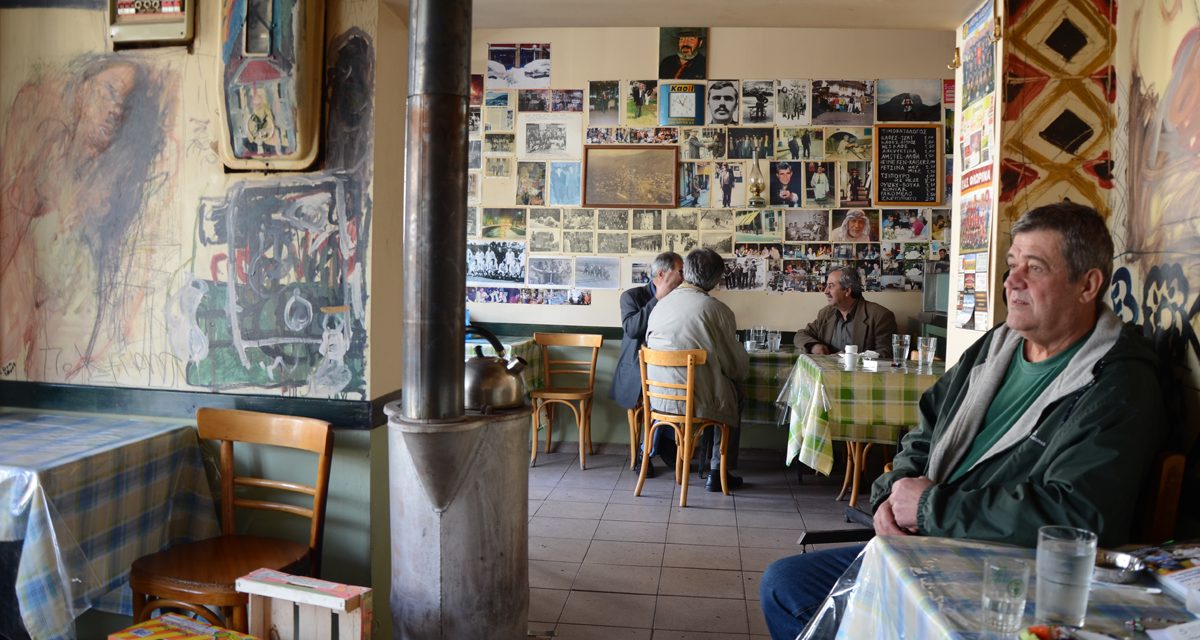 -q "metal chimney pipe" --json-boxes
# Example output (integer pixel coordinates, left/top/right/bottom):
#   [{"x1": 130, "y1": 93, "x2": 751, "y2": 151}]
[{"x1": 402, "y1": 0, "x2": 470, "y2": 421}]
